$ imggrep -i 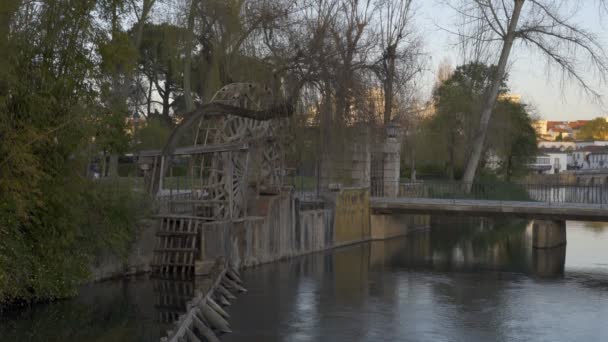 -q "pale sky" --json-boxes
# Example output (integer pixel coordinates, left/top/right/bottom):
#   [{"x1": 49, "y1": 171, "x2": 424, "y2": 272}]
[{"x1": 417, "y1": 1, "x2": 608, "y2": 121}]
